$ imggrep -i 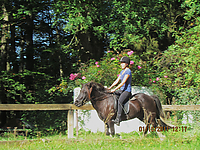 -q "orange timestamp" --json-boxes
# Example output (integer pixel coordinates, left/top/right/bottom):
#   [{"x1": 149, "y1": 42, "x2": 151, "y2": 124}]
[{"x1": 139, "y1": 126, "x2": 188, "y2": 132}]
